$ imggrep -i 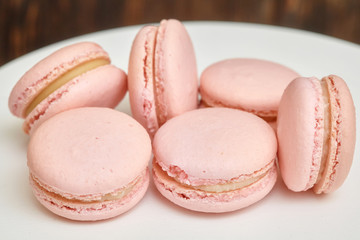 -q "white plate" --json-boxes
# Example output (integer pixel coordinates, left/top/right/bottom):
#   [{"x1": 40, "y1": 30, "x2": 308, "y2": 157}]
[{"x1": 1, "y1": 22, "x2": 359, "y2": 239}]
